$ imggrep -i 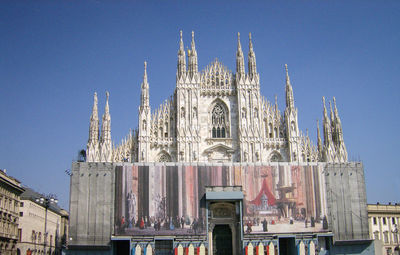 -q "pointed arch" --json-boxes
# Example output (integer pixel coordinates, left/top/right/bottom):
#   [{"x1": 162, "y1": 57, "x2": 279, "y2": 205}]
[
  {"x1": 209, "y1": 99, "x2": 230, "y2": 138},
  {"x1": 158, "y1": 151, "x2": 171, "y2": 162},
  {"x1": 270, "y1": 151, "x2": 282, "y2": 162}
]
